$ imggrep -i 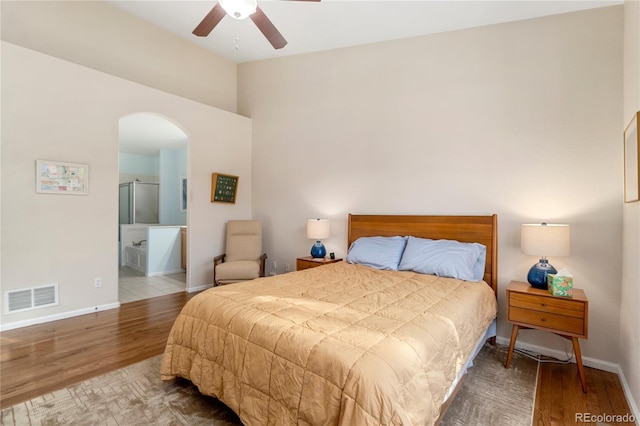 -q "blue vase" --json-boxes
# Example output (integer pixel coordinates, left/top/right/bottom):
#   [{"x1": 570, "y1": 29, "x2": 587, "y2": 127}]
[
  {"x1": 310, "y1": 241, "x2": 326, "y2": 258},
  {"x1": 527, "y1": 259, "x2": 557, "y2": 289}
]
